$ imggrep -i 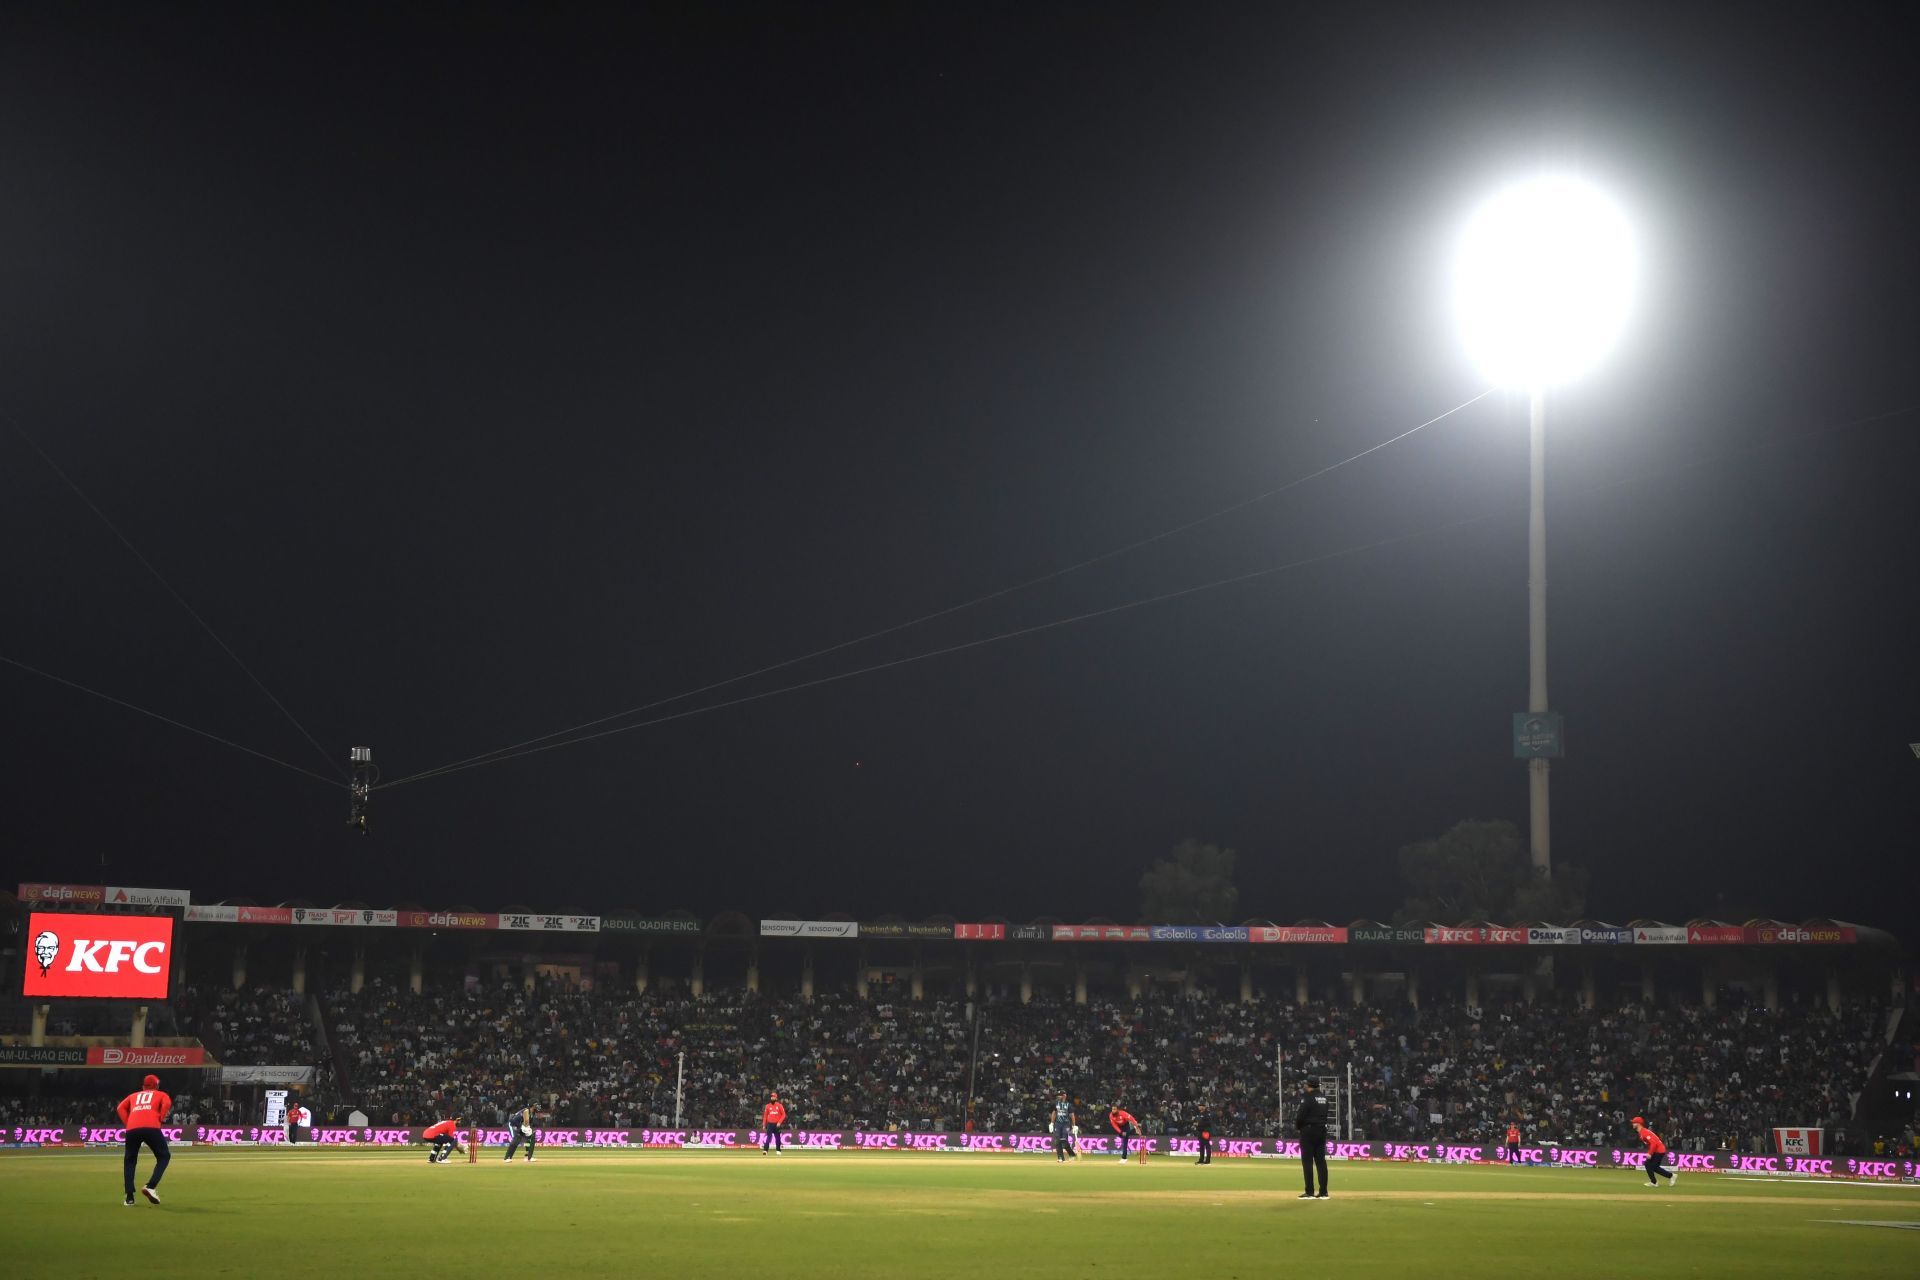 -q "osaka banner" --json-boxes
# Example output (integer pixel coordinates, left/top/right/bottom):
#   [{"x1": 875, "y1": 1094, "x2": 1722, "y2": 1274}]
[{"x1": 23, "y1": 912, "x2": 174, "y2": 1000}]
